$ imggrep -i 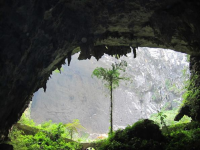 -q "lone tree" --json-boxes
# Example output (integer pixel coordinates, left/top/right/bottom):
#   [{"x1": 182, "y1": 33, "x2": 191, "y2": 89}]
[
  {"x1": 92, "y1": 60, "x2": 129, "y2": 134},
  {"x1": 65, "y1": 119, "x2": 85, "y2": 140}
]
